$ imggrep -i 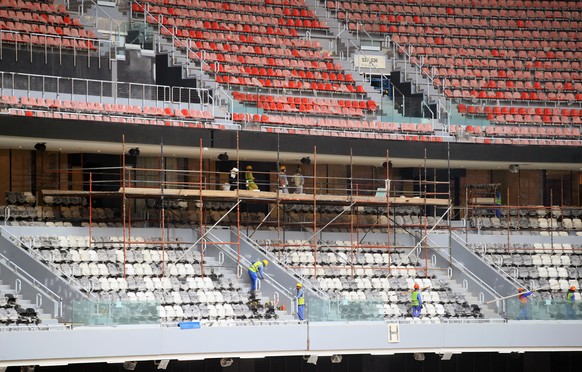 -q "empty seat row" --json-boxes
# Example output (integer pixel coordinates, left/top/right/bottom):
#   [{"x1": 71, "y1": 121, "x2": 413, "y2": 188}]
[
  {"x1": 0, "y1": 29, "x2": 96, "y2": 50},
  {"x1": 233, "y1": 112, "x2": 432, "y2": 133},
  {"x1": 4, "y1": 96, "x2": 213, "y2": 120}
]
